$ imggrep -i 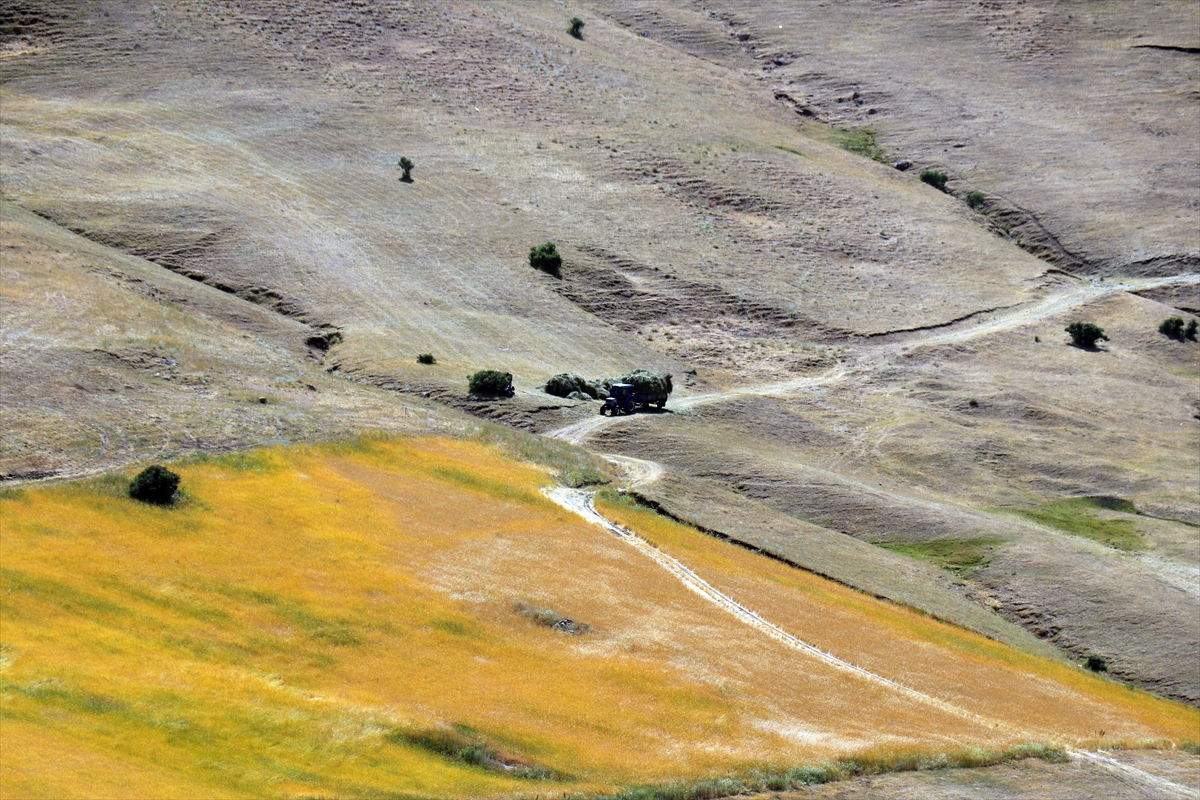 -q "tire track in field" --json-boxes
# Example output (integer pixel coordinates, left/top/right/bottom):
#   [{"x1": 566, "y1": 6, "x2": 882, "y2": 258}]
[
  {"x1": 545, "y1": 485, "x2": 1200, "y2": 800},
  {"x1": 545, "y1": 485, "x2": 1016, "y2": 734}
]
